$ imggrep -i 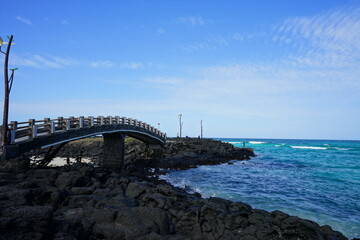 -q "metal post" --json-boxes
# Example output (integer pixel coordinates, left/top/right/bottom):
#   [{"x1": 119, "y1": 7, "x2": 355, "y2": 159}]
[{"x1": 178, "y1": 114, "x2": 183, "y2": 138}]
